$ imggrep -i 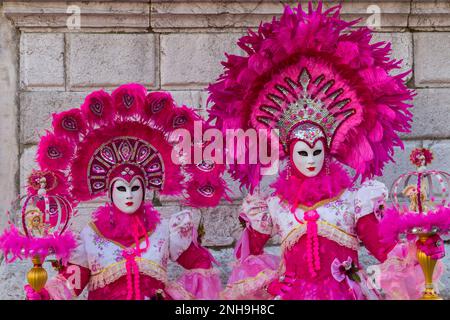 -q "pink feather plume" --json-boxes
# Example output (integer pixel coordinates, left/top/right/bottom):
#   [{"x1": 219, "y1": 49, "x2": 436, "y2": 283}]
[
  {"x1": 52, "y1": 108, "x2": 87, "y2": 142},
  {"x1": 207, "y1": 1, "x2": 414, "y2": 191},
  {"x1": 80, "y1": 89, "x2": 114, "y2": 128},
  {"x1": 112, "y1": 83, "x2": 147, "y2": 119},
  {"x1": 36, "y1": 131, "x2": 75, "y2": 171},
  {"x1": 0, "y1": 225, "x2": 77, "y2": 264}
]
